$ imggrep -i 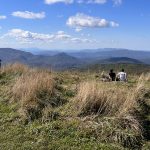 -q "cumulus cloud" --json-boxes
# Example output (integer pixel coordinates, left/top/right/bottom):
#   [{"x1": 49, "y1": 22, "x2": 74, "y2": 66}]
[
  {"x1": 45, "y1": 0, "x2": 73, "y2": 4},
  {"x1": 112, "y1": 0, "x2": 122, "y2": 6},
  {"x1": 67, "y1": 13, "x2": 119, "y2": 31},
  {"x1": 12, "y1": 11, "x2": 45, "y2": 19},
  {"x1": 5, "y1": 28, "x2": 93, "y2": 44},
  {"x1": 0, "y1": 15, "x2": 7, "y2": 19},
  {"x1": 7, "y1": 29, "x2": 53, "y2": 42}
]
